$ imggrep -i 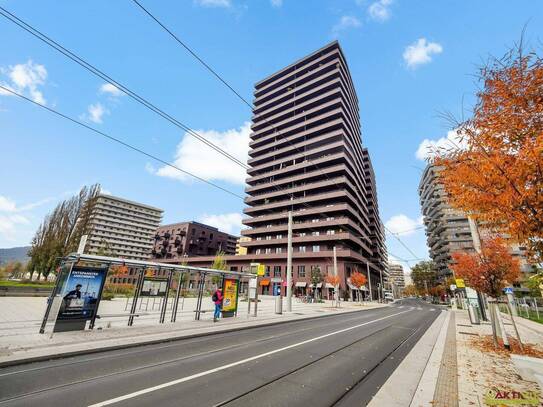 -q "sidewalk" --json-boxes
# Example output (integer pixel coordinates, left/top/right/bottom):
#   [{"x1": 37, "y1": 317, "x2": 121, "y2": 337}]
[
  {"x1": 455, "y1": 309, "x2": 543, "y2": 407},
  {"x1": 0, "y1": 295, "x2": 386, "y2": 366}
]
